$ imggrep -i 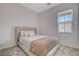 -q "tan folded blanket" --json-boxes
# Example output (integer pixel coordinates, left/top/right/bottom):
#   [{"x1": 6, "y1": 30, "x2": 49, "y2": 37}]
[{"x1": 29, "y1": 38, "x2": 56, "y2": 56}]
